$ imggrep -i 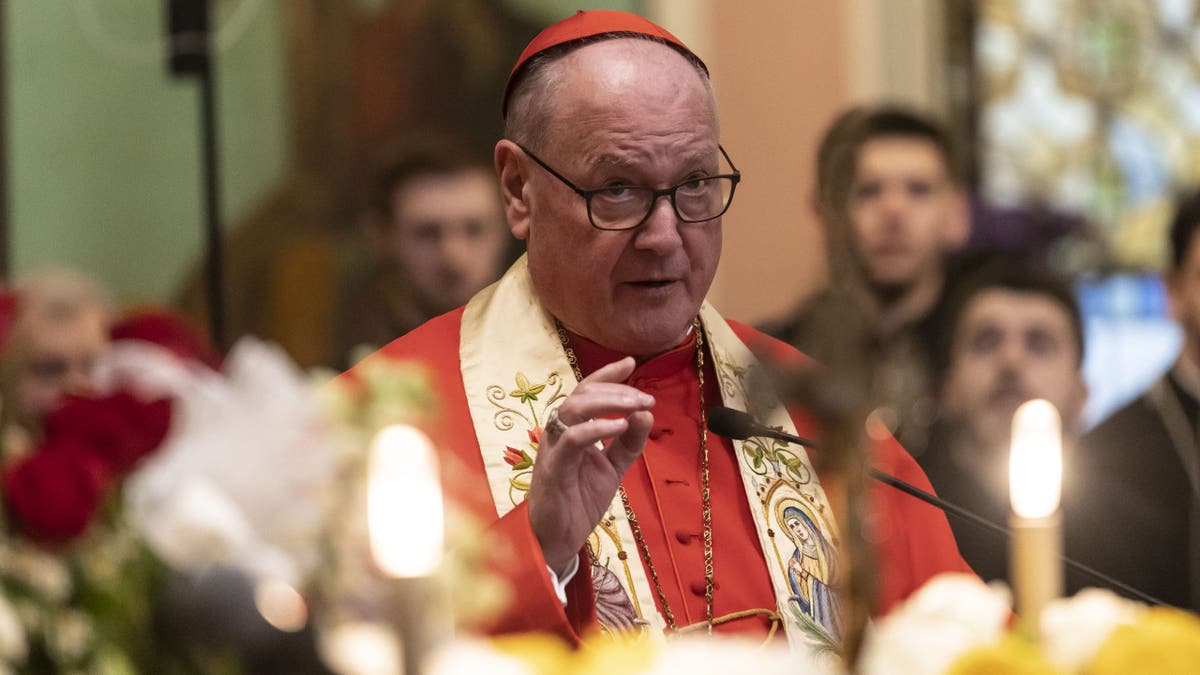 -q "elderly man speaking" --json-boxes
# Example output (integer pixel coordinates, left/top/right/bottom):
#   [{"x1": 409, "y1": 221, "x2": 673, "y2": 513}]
[{"x1": 350, "y1": 10, "x2": 969, "y2": 650}]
